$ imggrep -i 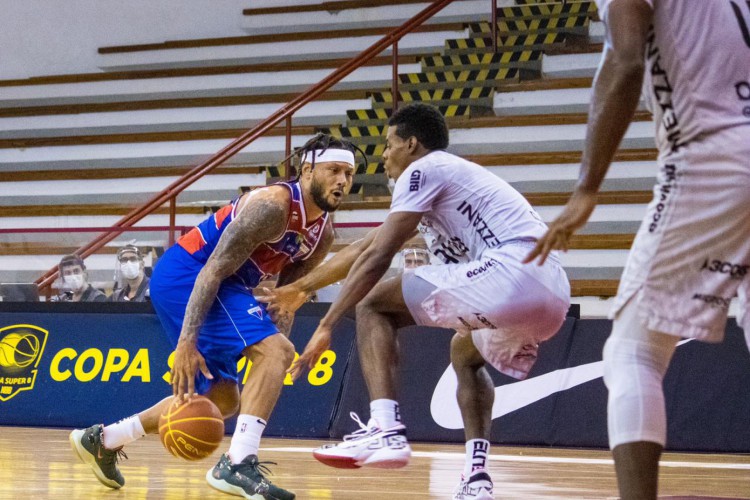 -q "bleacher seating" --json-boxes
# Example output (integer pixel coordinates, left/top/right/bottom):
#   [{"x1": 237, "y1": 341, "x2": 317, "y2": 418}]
[{"x1": 0, "y1": 0, "x2": 664, "y2": 314}]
